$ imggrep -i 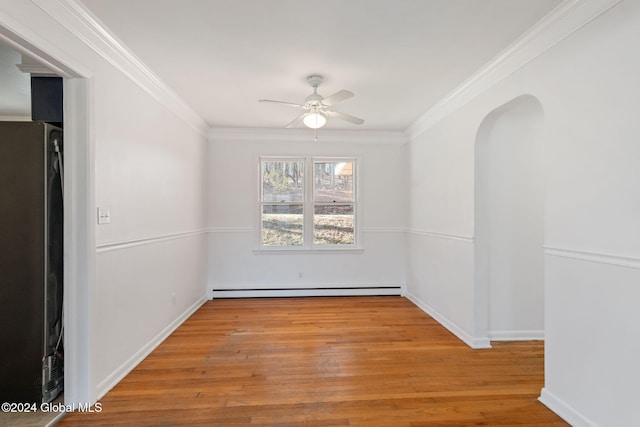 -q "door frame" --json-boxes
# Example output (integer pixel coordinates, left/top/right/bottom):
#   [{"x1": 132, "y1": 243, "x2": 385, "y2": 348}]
[{"x1": 0, "y1": 19, "x2": 95, "y2": 404}]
